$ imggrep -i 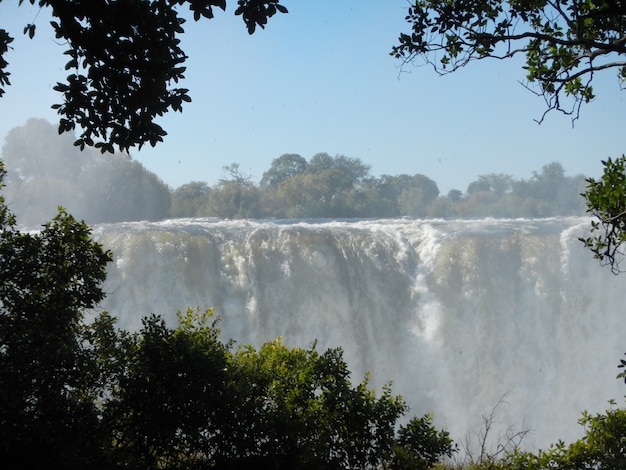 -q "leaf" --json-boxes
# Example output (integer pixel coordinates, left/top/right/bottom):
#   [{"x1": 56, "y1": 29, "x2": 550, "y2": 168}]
[{"x1": 23, "y1": 24, "x2": 36, "y2": 39}]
